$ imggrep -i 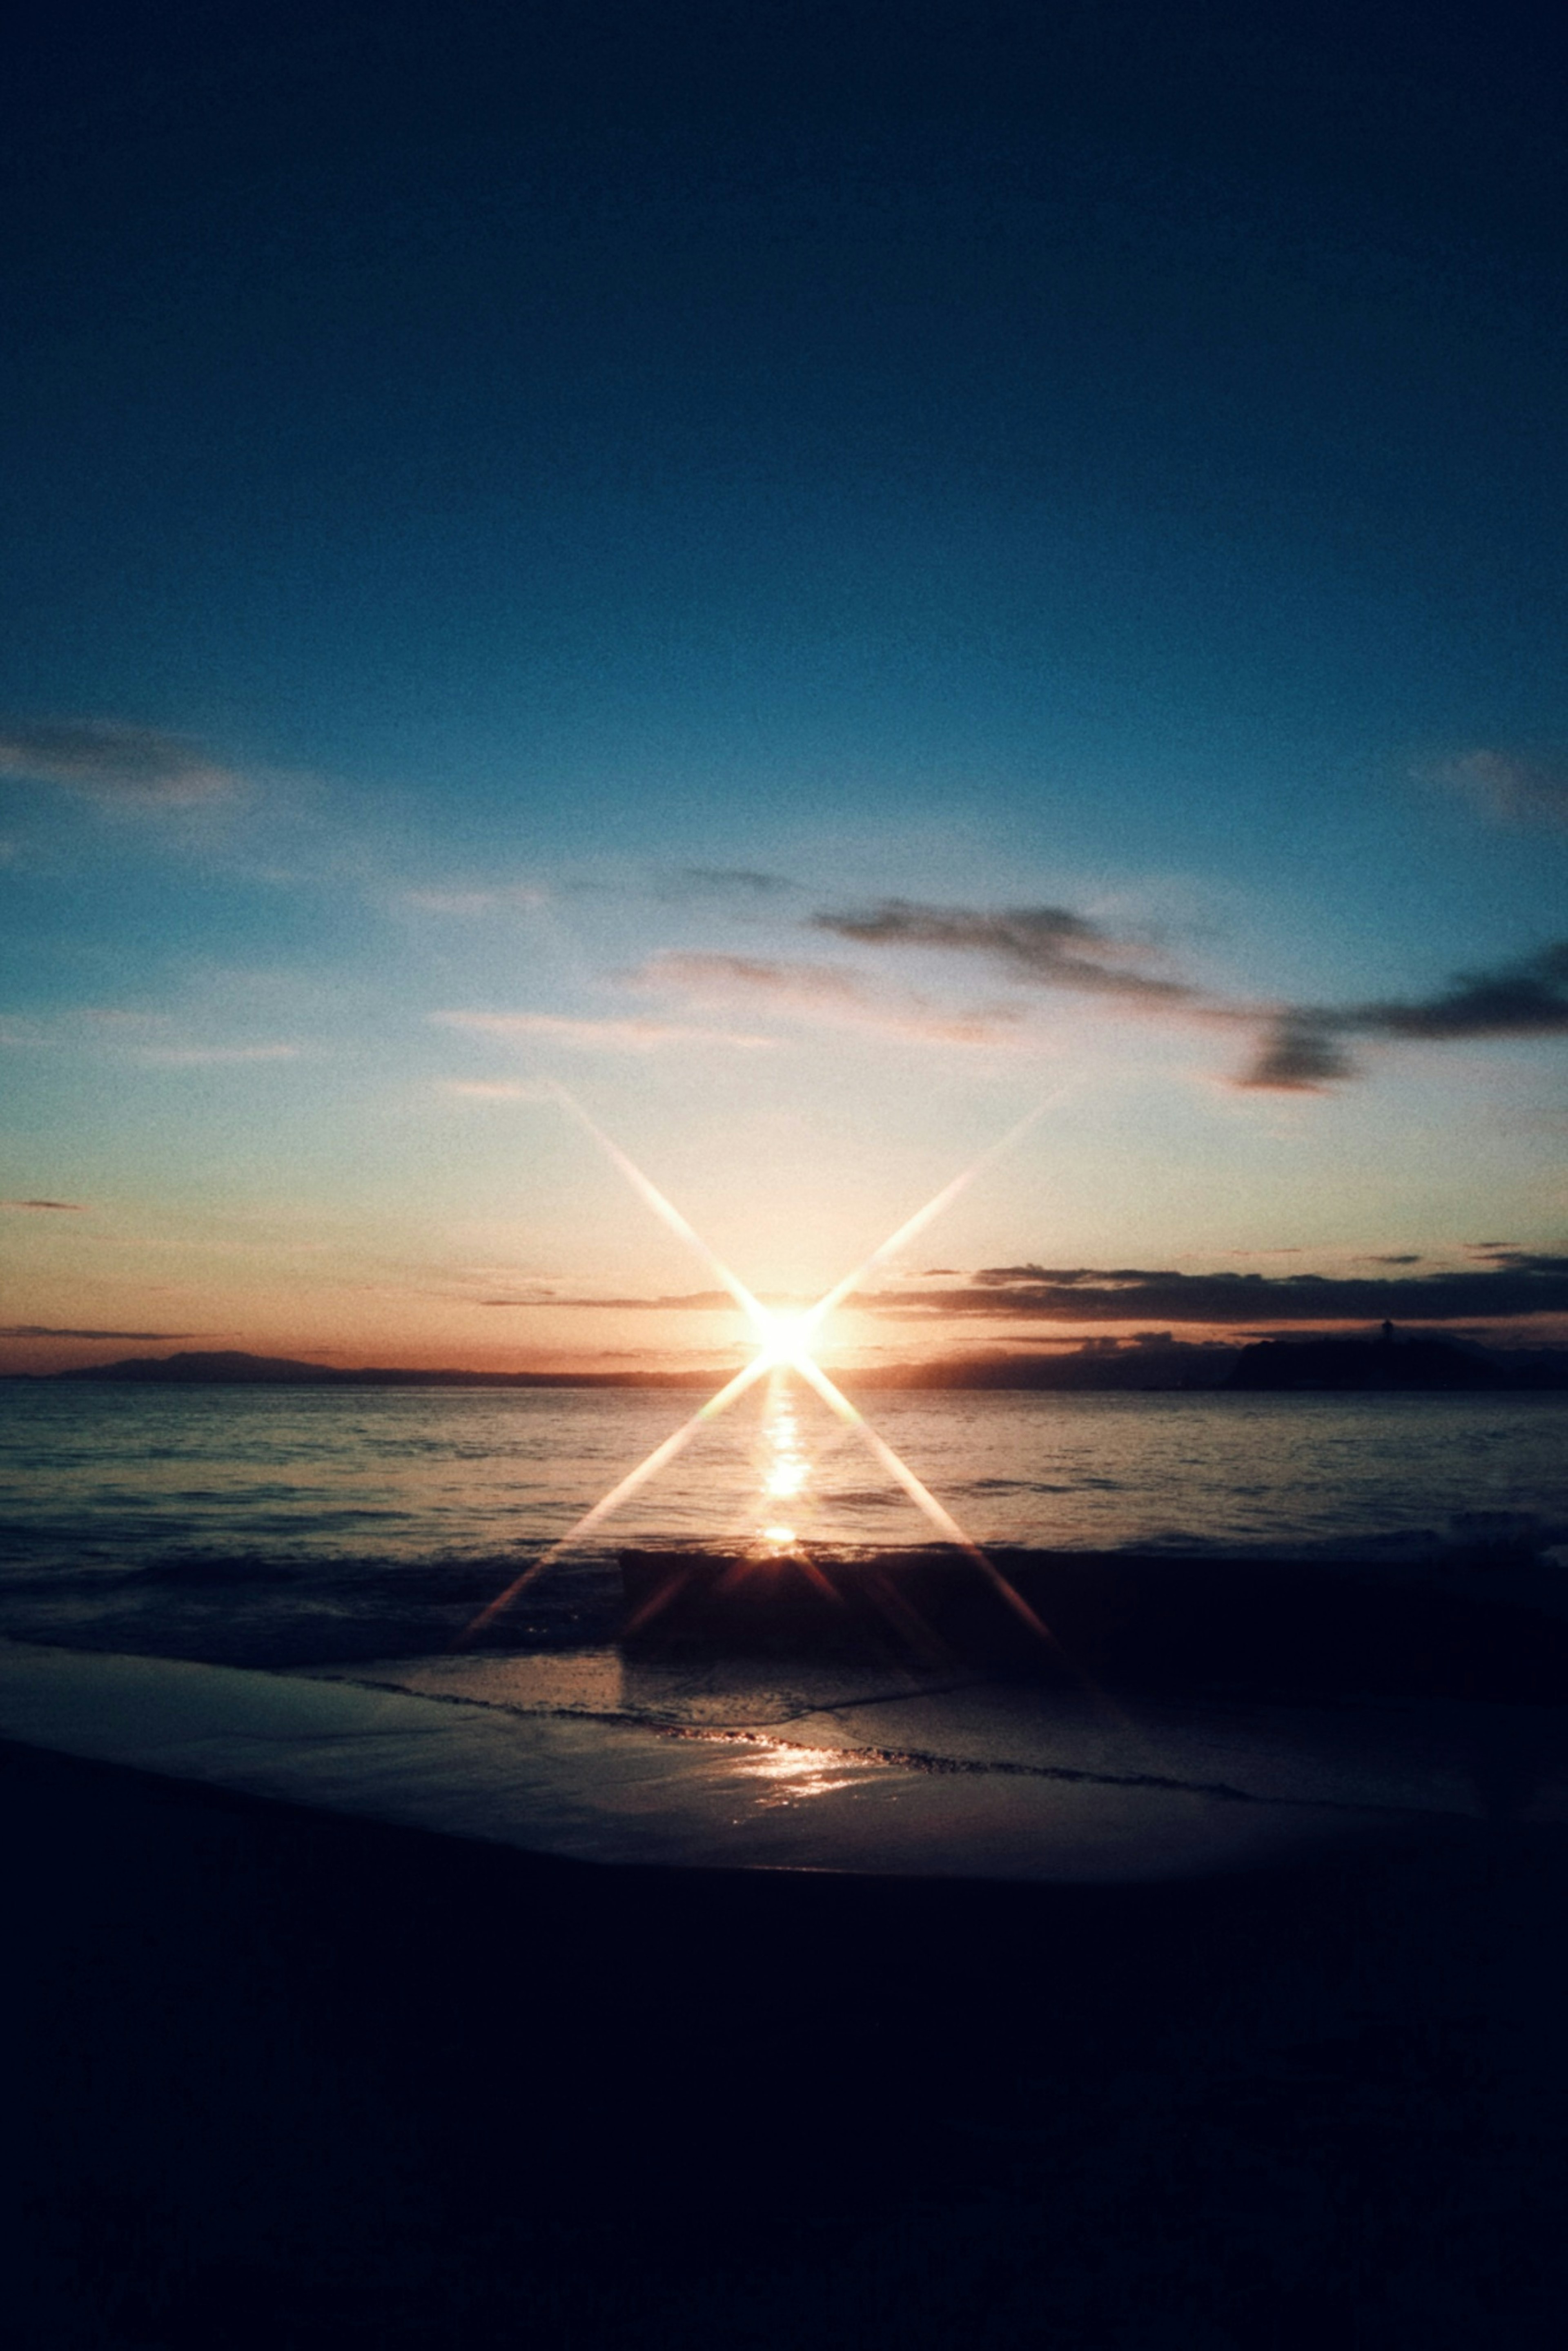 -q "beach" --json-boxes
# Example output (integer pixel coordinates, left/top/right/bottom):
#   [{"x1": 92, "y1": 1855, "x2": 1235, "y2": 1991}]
[
  {"x1": 8, "y1": 1625, "x2": 1568, "y2": 2348},
  {"x1": 9, "y1": 1734, "x2": 1568, "y2": 2349}
]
